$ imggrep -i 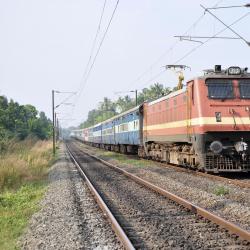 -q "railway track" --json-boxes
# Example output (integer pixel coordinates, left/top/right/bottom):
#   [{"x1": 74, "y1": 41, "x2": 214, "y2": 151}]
[
  {"x1": 73, "y1": 139, "x2": 250, "y2": 189},
  {"x1": 66, "y1": 141, "x2": 250, "y2": 249},
  {"x1": 157, "y1": 162, "x2": 250, "y2": 189}
]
